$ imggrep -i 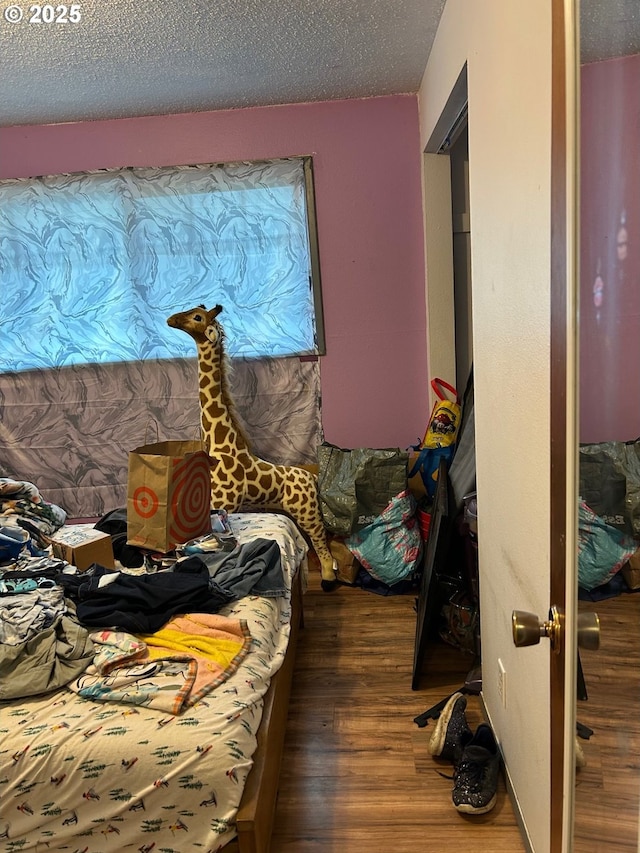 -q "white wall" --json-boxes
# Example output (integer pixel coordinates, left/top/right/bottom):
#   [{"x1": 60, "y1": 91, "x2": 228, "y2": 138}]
[{"x1": 420, "y1": 2, "x2": 554, "y2": 850}]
